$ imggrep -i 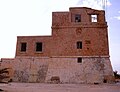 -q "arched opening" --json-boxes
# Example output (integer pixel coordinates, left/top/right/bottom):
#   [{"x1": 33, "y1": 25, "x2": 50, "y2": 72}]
[{"x1": 50, "y1": 76, "x2": 60, "y2": 83}]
